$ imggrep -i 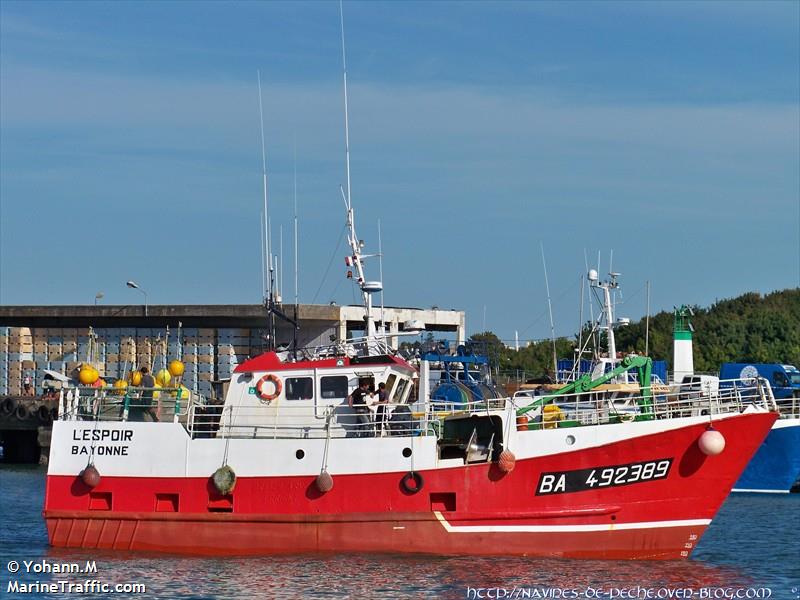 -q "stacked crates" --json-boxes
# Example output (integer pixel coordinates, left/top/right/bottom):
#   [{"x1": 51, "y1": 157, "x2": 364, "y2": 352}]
[
  {"x1": 181, "y1": 328, "x2": 199, "y2": 395},
  {"x1": 0, "y1": 324, "x2": 275, "y2": 398},
  {"x1": 136, "y1": 329, "x2": 153, "y2": 373},
  {"x1": 196, "y1": 329, "x2": 215, "y2": 397},
  {"x1": 216, "y1": 328, "x2": 253, "y2": 382},
  {"x1": 46, "y1": 328, "x2": 65, "y2": 376},
  {"x1": 7, "y1": 327, "x2": 32, "y2": 395},
  {"x1": 0, "y1": 327, "x2": 9, "y2": 395},
  {"x1": 102, "y1": 329, "x2": 121, "y2": 380}
]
